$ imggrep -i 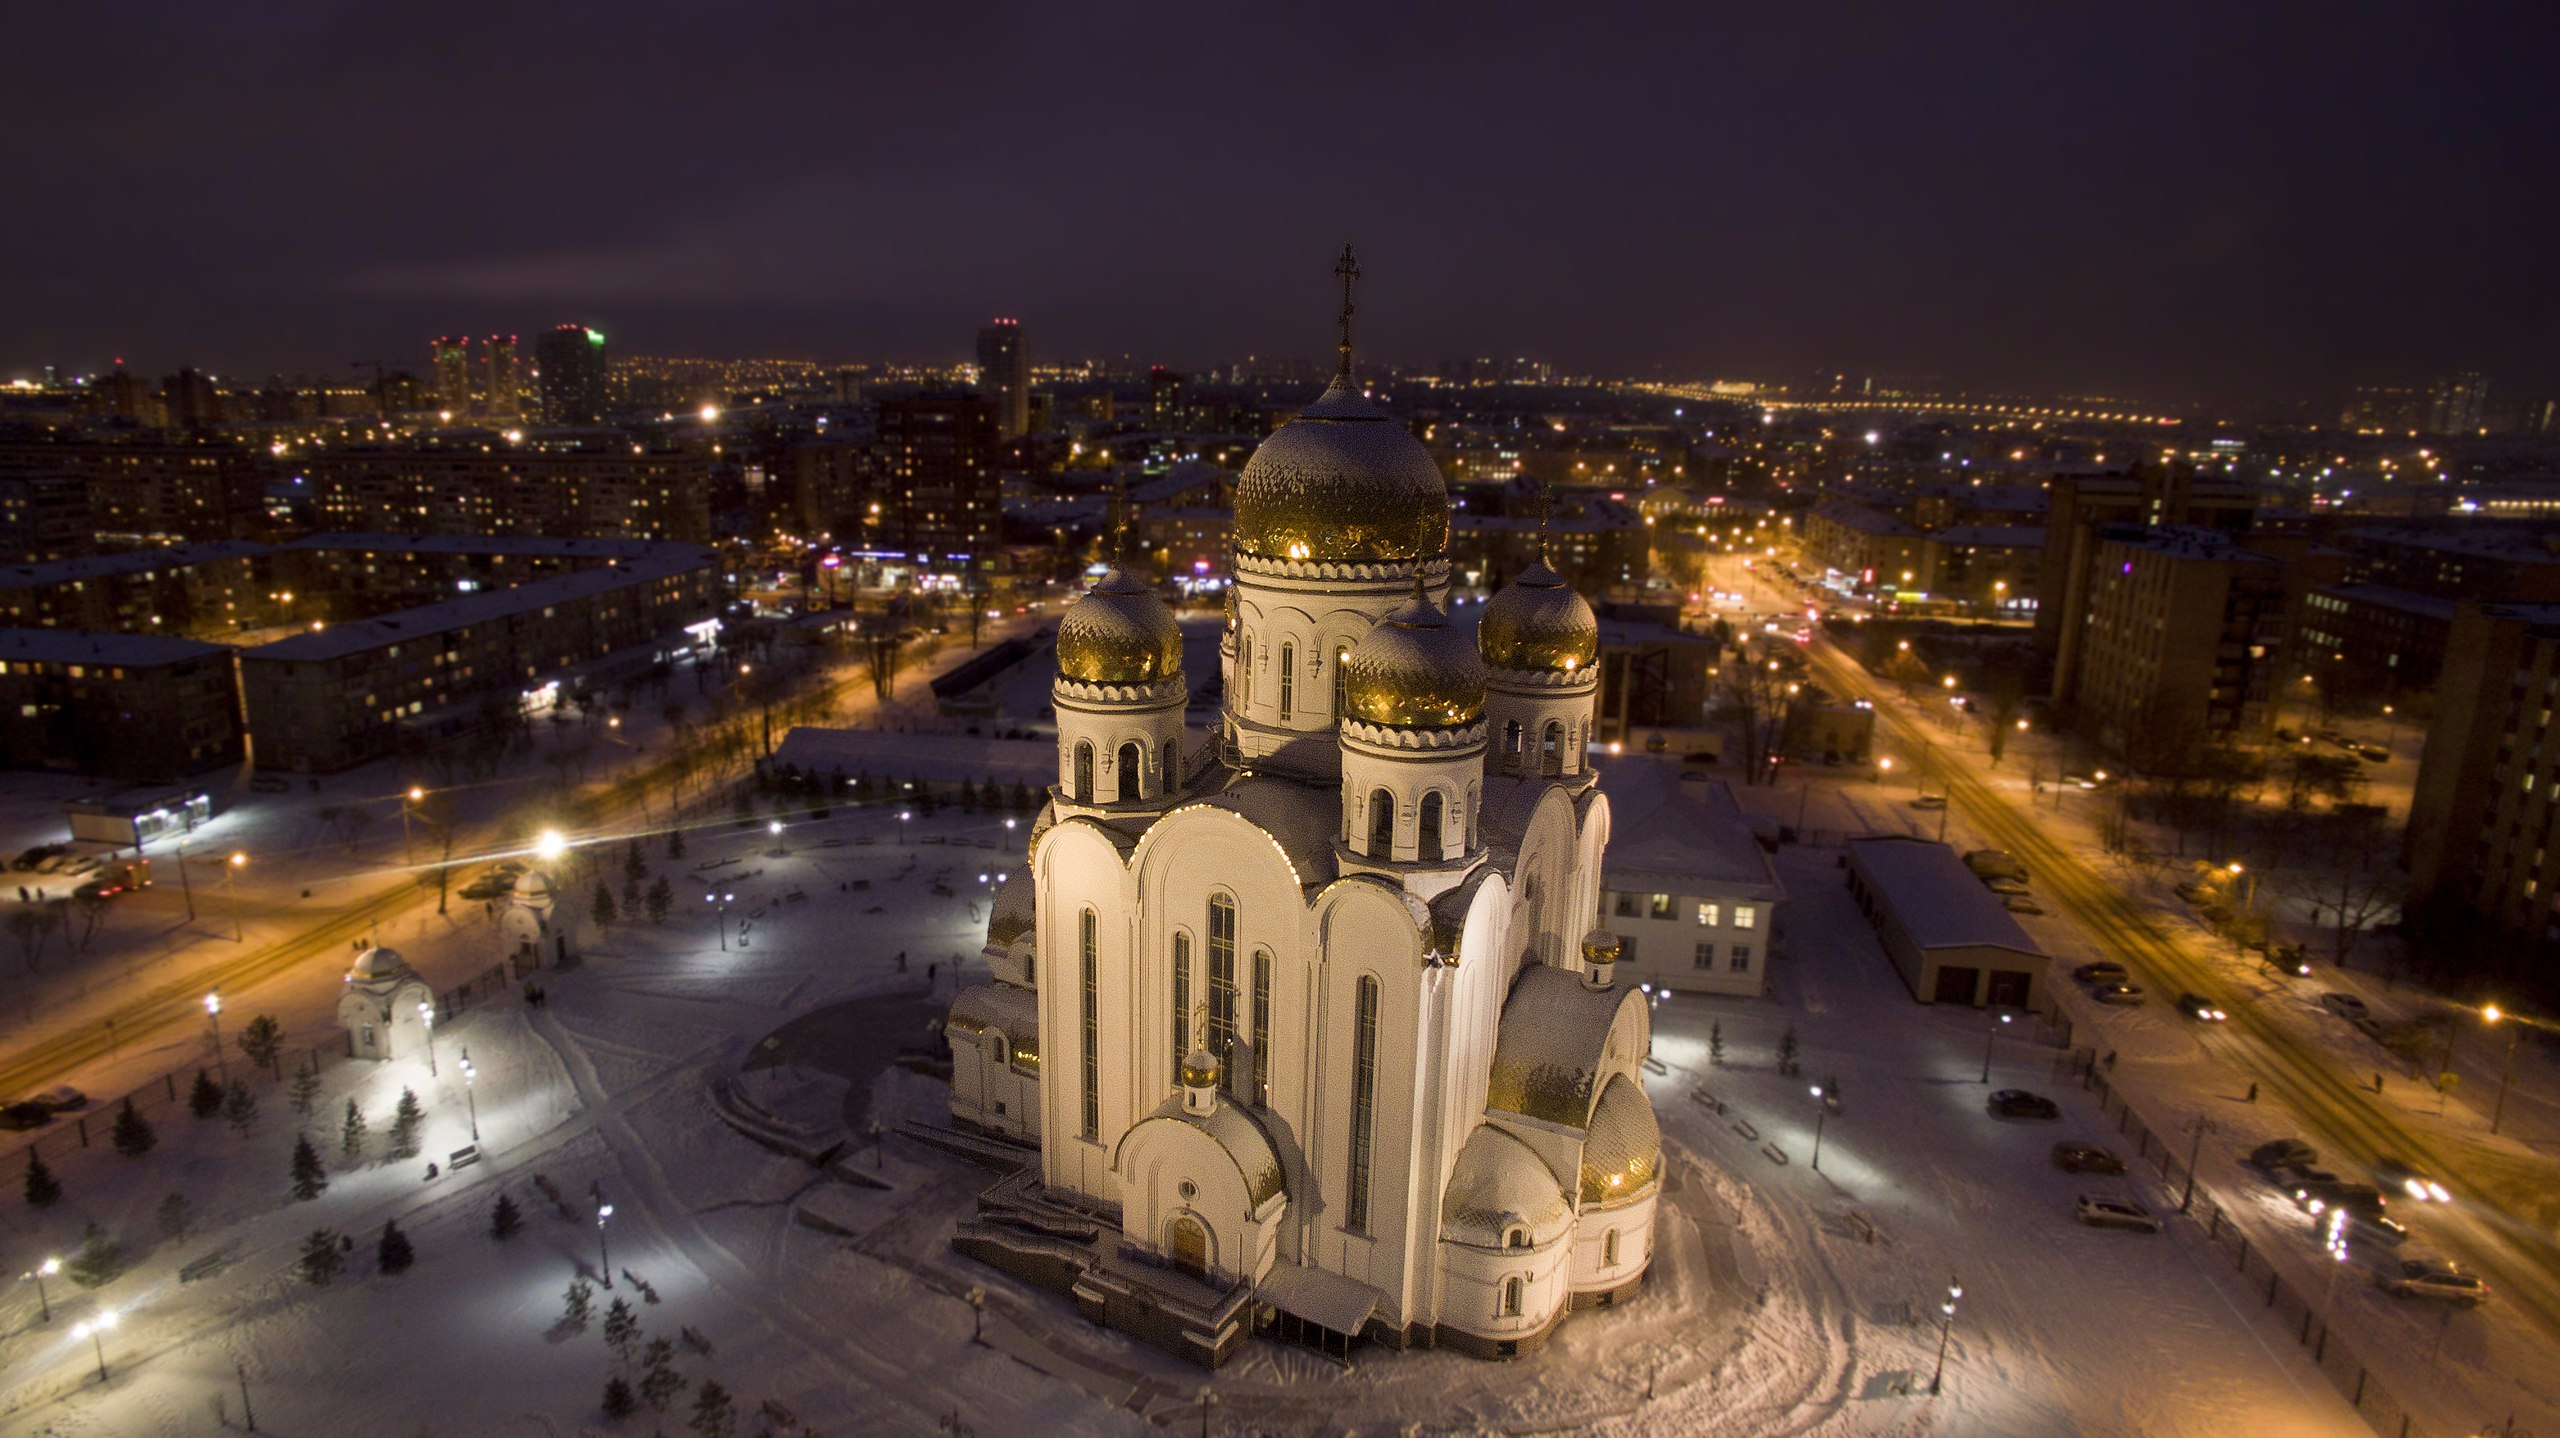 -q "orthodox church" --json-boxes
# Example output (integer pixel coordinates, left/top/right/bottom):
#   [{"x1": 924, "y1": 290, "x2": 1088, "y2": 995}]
[{"x1": 945, "y1": 253, "x2": 1661, "y2": 1365}]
